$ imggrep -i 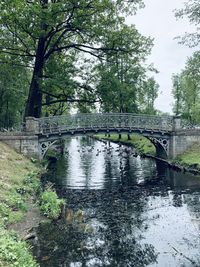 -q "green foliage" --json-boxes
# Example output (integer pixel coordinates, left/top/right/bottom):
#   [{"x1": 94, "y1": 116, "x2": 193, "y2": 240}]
[
  {"x1": 94, "y1": 26, "x2": 158, "y2": 114},
  {"x1": 5, "y1": 189, "x2": 27, "y2": 212},
  {"x1": 172, "y1": 74, "x2": 183, "y2": 116},
  {"x1": 0, "y1": 57, "x2": 30, "y2": 128},
  {"x1": 40, "y1": 185, "x2": 64, "y2": 220},
  {"x1": 138, "y1": 77, "x2": 159, "y2": 114},
  {"x1": 23, "y1": 172, "x2": 41, "y2": 195},
  {"x1": 0, "y1": 227, "x2": 38, "y2": 267},
  {"x1": 0, "y1": 189, "x2": 26, "y2": 226},
  {"x1": 172, "y1": 51, "x2": 200, "y2": 123},
  {"x1": 175, "y1": 0, "x2": 200, "y2": 47},
  {"x1": 174, "y1": 1, "x2": 200, "y2": 123},
  {"x1": 0, "y1": 0, "x2": 152, "y2": 118},
  {"x1": 0, "y1": 143, "x2": 42, "y2": 266},
  {"x1": 174, "y1": 143, "x2": 200, "y2": 169},
  {"x1": 0, "y1": 172, "x2": 41, "y2": 226}
]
